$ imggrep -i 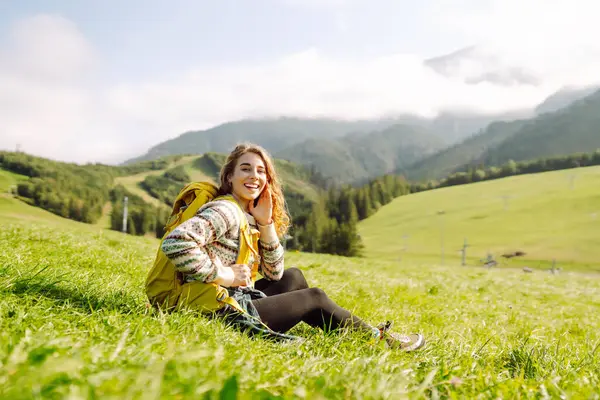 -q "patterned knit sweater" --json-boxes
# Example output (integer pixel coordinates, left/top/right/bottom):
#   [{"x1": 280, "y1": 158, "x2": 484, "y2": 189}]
[{"x1": 161, "y1": 199, "x2": 284, "y2": 284}]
